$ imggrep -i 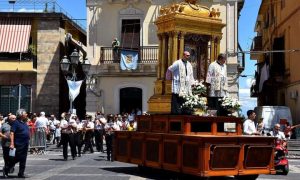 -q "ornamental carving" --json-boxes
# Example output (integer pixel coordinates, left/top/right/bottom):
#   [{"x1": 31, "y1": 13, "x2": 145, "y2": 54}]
[{"x1": 159, "y1": 0, "x2": 221, "y2": 19}]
